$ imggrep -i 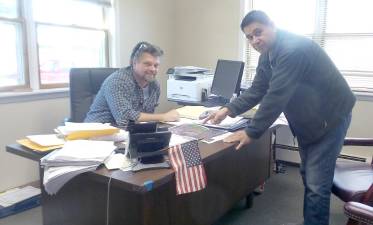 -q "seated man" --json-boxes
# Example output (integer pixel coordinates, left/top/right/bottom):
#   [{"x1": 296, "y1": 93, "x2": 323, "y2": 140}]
[{"x1": 84, "y1": 41, "x2": 179, "y2": 127}]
